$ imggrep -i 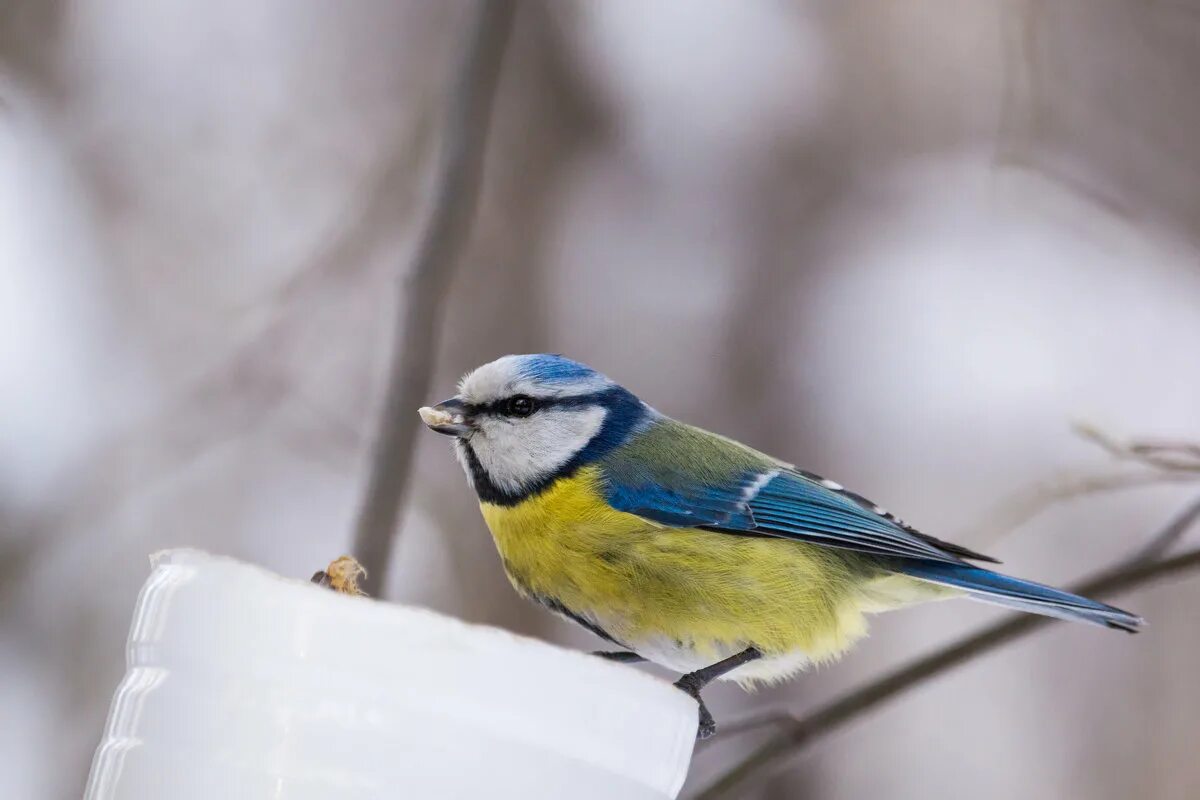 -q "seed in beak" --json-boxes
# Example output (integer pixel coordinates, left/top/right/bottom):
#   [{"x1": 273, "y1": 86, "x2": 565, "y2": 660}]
[{"x1": 418, "y1": 405, "x2": 473, "y2": 437}]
